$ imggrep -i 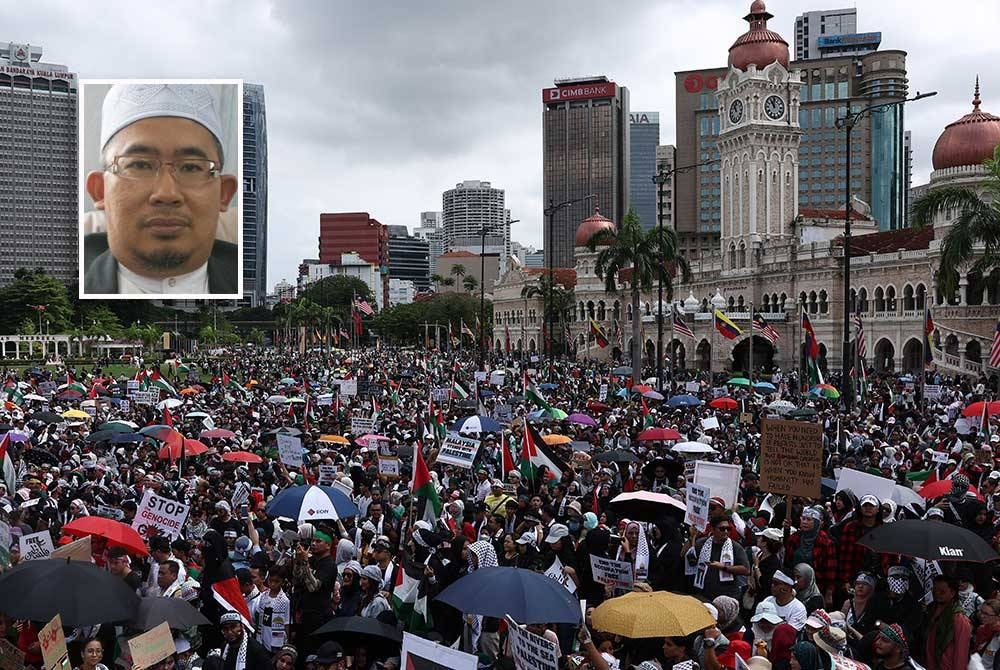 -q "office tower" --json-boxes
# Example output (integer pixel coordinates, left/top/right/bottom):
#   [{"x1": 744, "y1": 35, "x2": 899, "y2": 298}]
[
  {"x1": 655, "y1": 144, "x2": 683, "y2": 251},
  {"x1": 387, "y1": 225, "x2": 430, "y2": 290},
  {"x1": 242, "y1": 83, "x2": 267, "y2": 307},
  {"x1": 0, "y1": 42, "x2": 77, "y2": 285},
  {"x1": 442, "y1": 180, "x2": 510, "y2": 263},
  {"x1": 543, "y1": 75, "x2": 629, "y2": 268},
  {"x1": 318, "y1": 212, "x2": 389, "y2": 308},
  {"x1": 629, "y1": 112, "x2": 660, "y2": 229},
  {"x1": 414, "y1": 211, "x2": 445, "y2": 276}
]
